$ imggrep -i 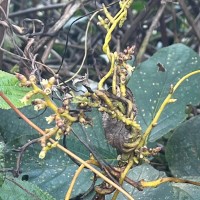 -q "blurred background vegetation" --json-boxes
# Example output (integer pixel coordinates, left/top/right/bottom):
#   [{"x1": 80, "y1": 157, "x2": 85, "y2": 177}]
[{"x1": 0, "y1": 0, "x2": 199, "y2": 82}]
